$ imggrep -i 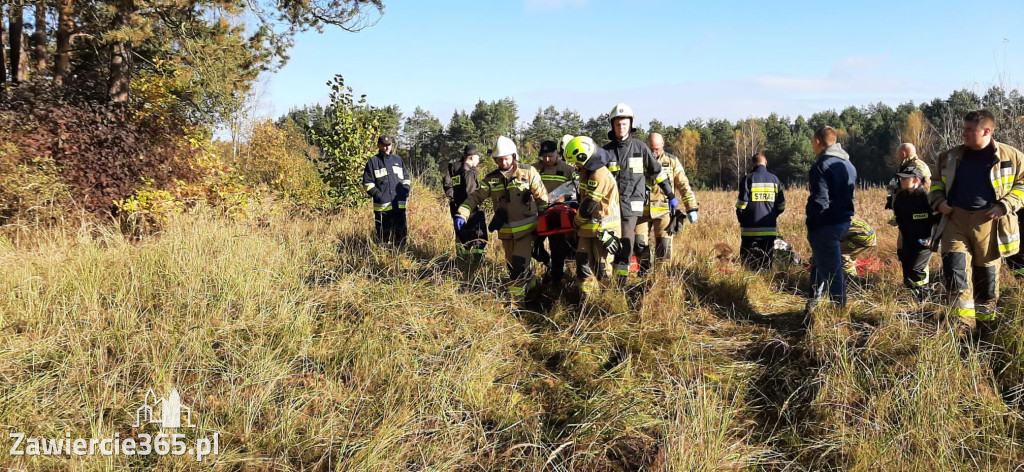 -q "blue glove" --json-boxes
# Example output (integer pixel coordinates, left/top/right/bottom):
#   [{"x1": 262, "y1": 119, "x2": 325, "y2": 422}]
[
  {"x1": 454, "y1": 217, "x2": 466, "y2": 232},
  {"x1": 687, "y1": 209, "x2": 699, "y2": 223},
  {"x1": 669, "y1": 198, "x2": 679, "y2": 212}
]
